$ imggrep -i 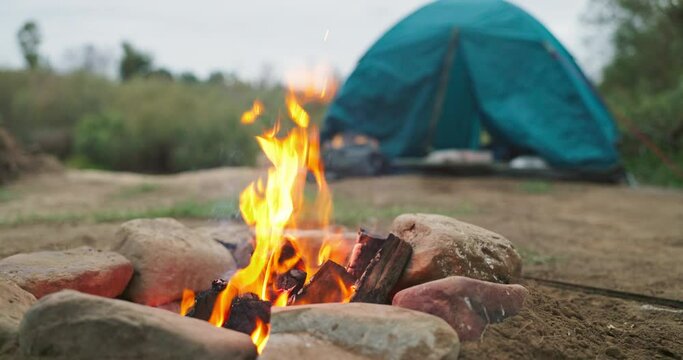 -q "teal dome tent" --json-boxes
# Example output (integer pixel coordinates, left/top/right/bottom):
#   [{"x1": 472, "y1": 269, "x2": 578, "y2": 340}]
[{"x1": 323, "y1": 0, "x2": 620, "y2": 172}]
